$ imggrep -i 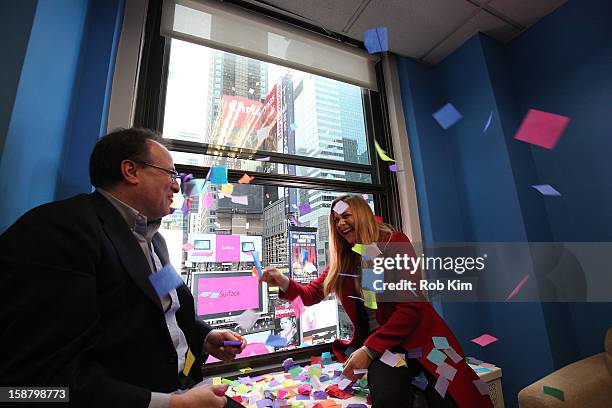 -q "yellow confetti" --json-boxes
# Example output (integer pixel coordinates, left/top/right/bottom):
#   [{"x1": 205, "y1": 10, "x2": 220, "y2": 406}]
[
  {"x1": 351, "y1": 243, "x2": 366, "y2": 255},
  {"x1": 182, "y1": 349, "x2": 195, "y2": 376},
  {"x1": 239, "y1": 367, "x2": 253, "y2": 374},
  {"x1": 374, "y1": 140, "x2": 396, "y2": 162},
  {"x1": 221, "y1": 184, "x2": 234, "y2": 195},
  {"x1": 363, "y1": 290, "x2": 378, "y2": 309}
]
